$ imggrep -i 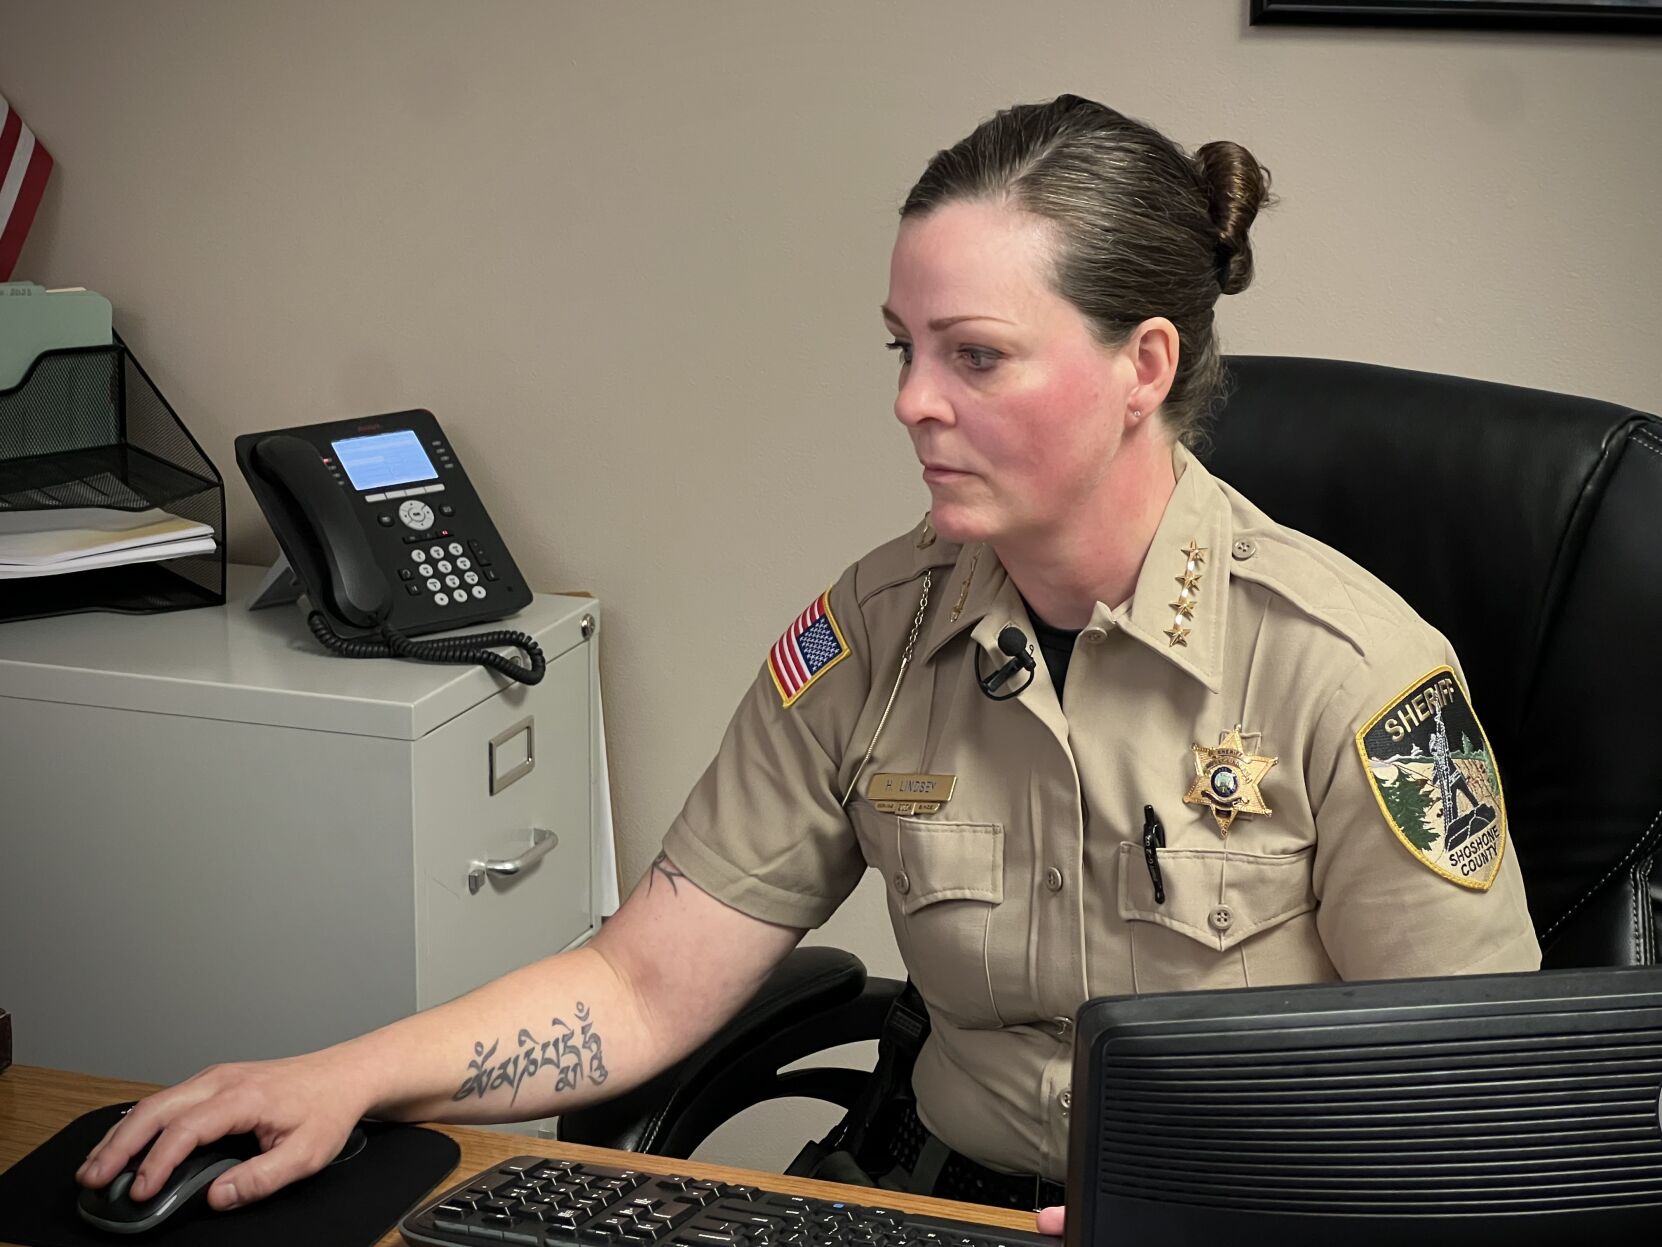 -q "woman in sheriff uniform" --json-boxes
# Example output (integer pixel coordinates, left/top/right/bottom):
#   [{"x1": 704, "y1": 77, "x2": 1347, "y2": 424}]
[
  {"x1": 659, "y1": 94, "x2": 1540, "y2": 1220},
  {"x1": 75, "y1": 95, "x2": 1540, "y2": 1228}
]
